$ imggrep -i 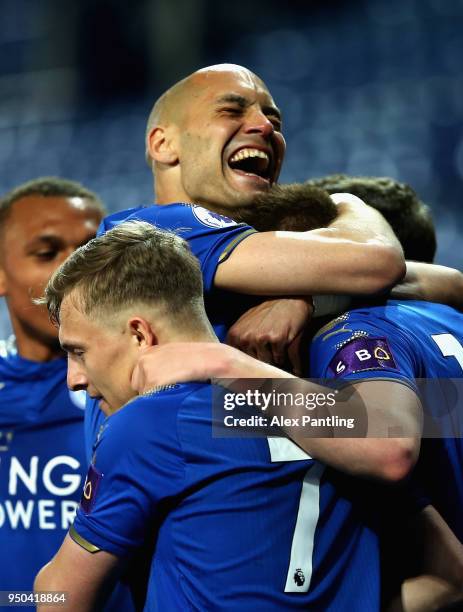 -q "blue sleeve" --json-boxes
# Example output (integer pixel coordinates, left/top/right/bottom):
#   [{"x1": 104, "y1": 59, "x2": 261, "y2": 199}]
[
  {"x1": 124, "y1": 204, "x2": 256, "y2": 293},
  {"x1": 73, "y1": 396, "x2": 185, "y2": 557},
  {"x1": 309, "y1": 310, "x2": 417, "y2": 388},
  {"x1": 97, "y1": 204, "x2": 255, "y2": 293}
]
